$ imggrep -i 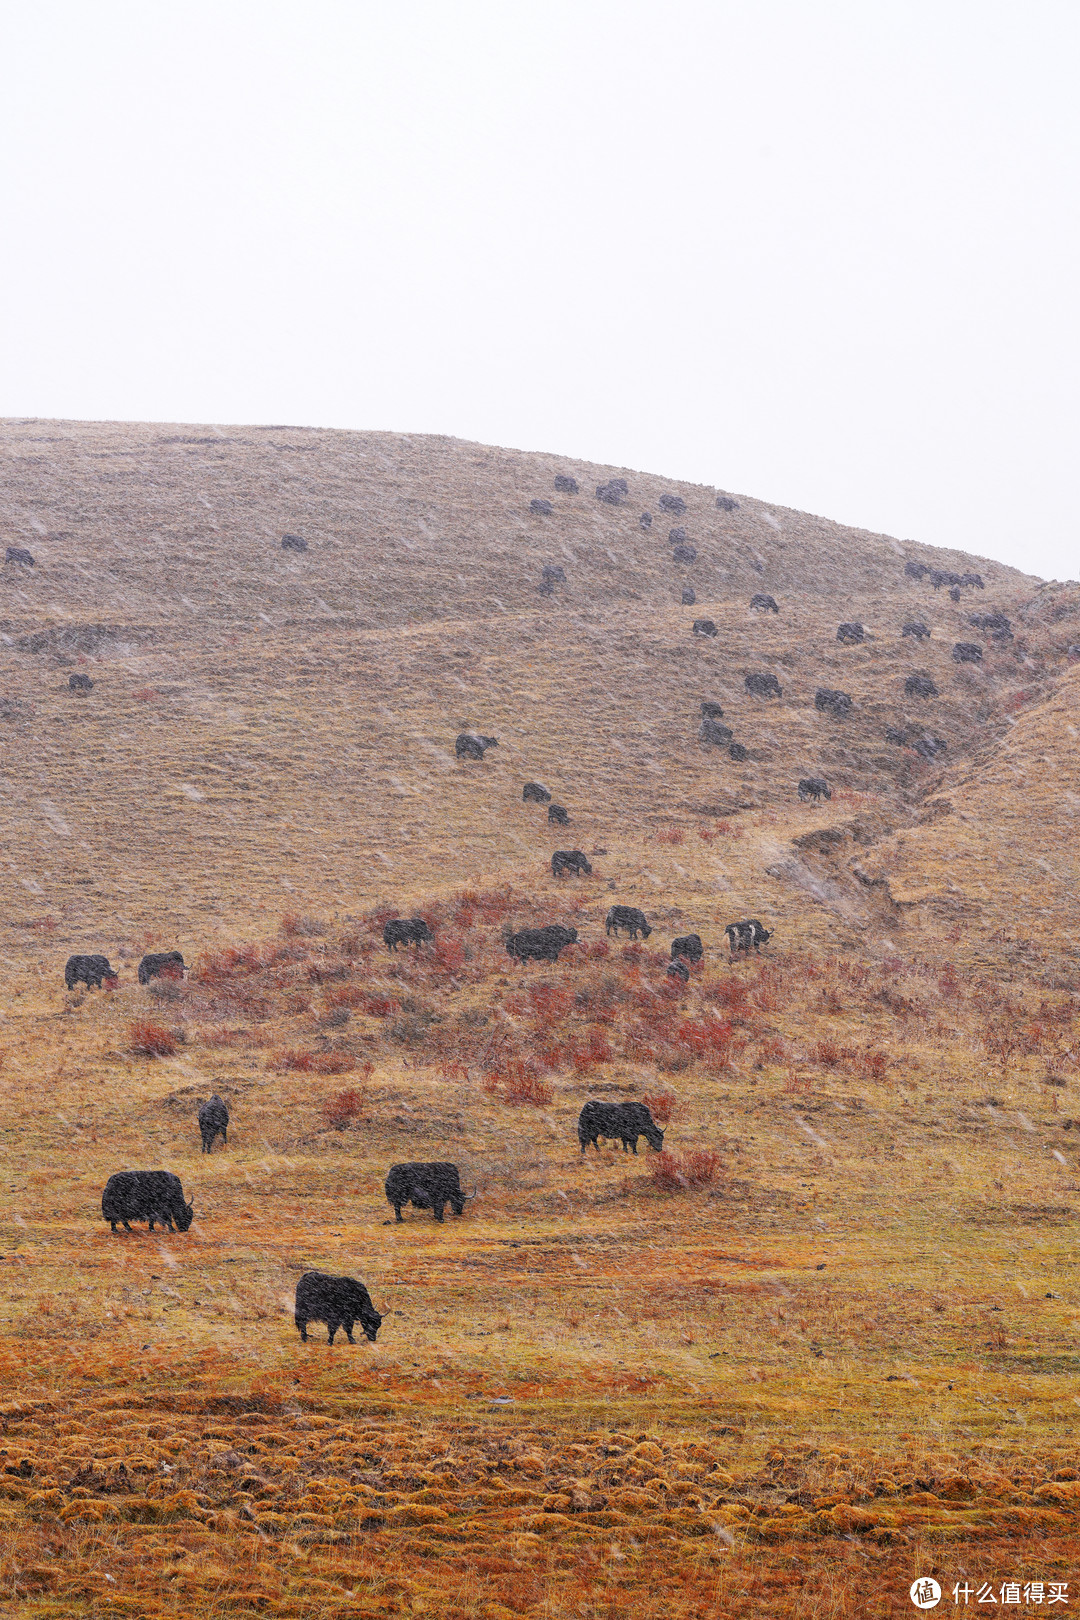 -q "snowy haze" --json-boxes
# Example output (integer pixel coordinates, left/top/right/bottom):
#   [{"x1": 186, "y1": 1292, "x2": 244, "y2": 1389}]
[{"x1": 0, "y1": 1, "x2": 1076, "y2": 580}]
